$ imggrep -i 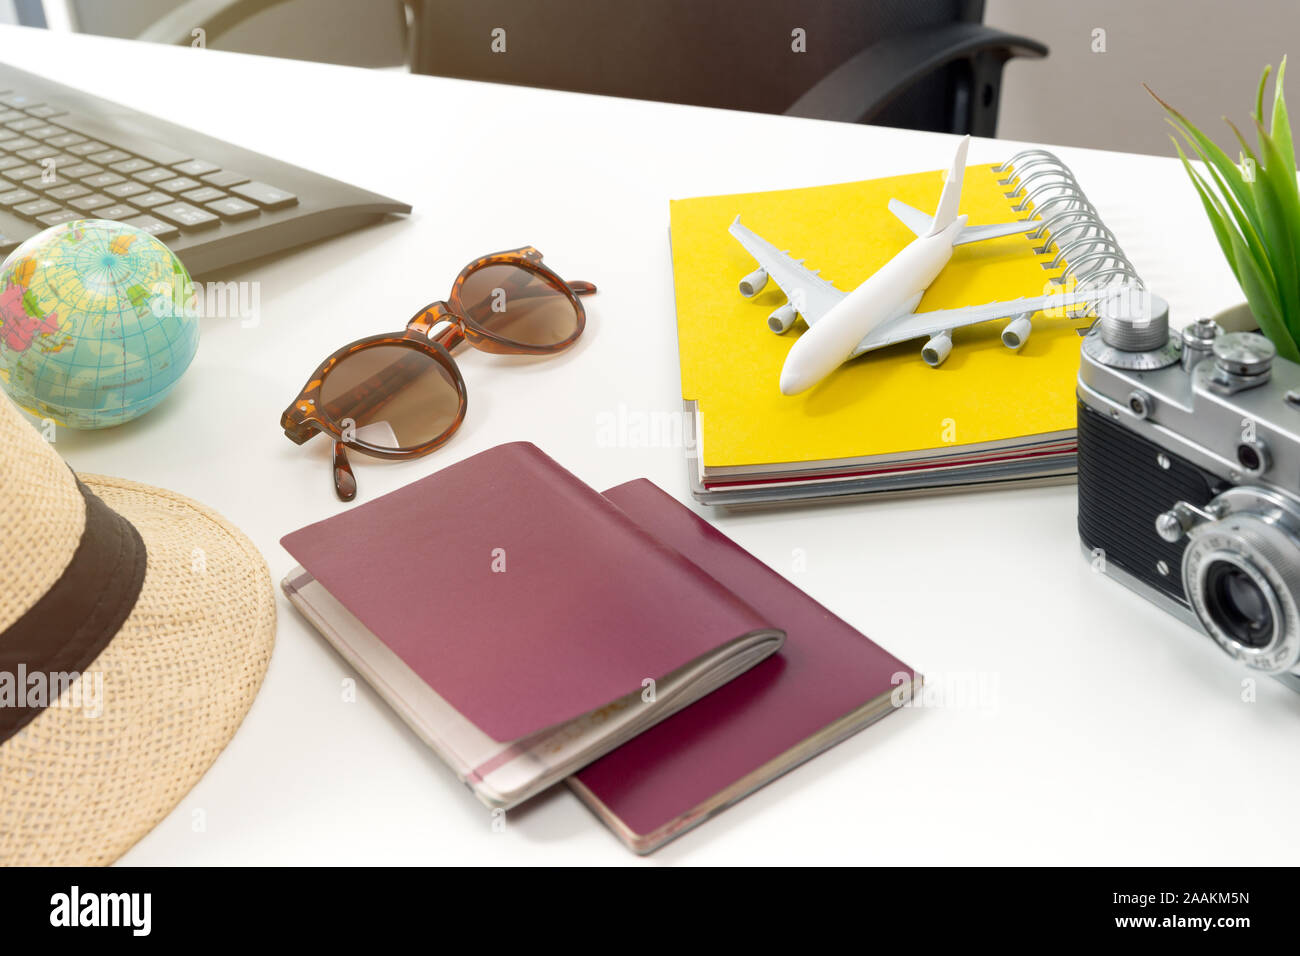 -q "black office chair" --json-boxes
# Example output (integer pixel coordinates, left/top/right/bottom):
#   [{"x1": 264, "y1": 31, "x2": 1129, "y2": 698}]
[{"x1": 409, "y1": 0, "x2": 1047, "y2": 136}]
